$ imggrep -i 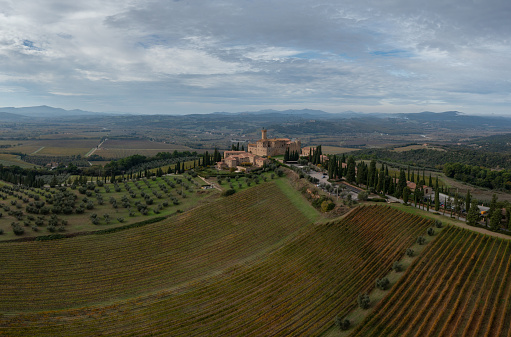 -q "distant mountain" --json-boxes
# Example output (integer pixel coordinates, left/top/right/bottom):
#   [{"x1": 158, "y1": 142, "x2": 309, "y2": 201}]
[
  {"x1": 0, "y1": 105, "x2": 104, "y2": 118},
  {"x1": 0, "y1": 111, "x2": 28, "y2": 121},
  {"x1": 211, "y1": 109, "x2": 373, "y2": 119},
  {"x1": 395, "y1": 111, "x2": 511, "y2": 128}
]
